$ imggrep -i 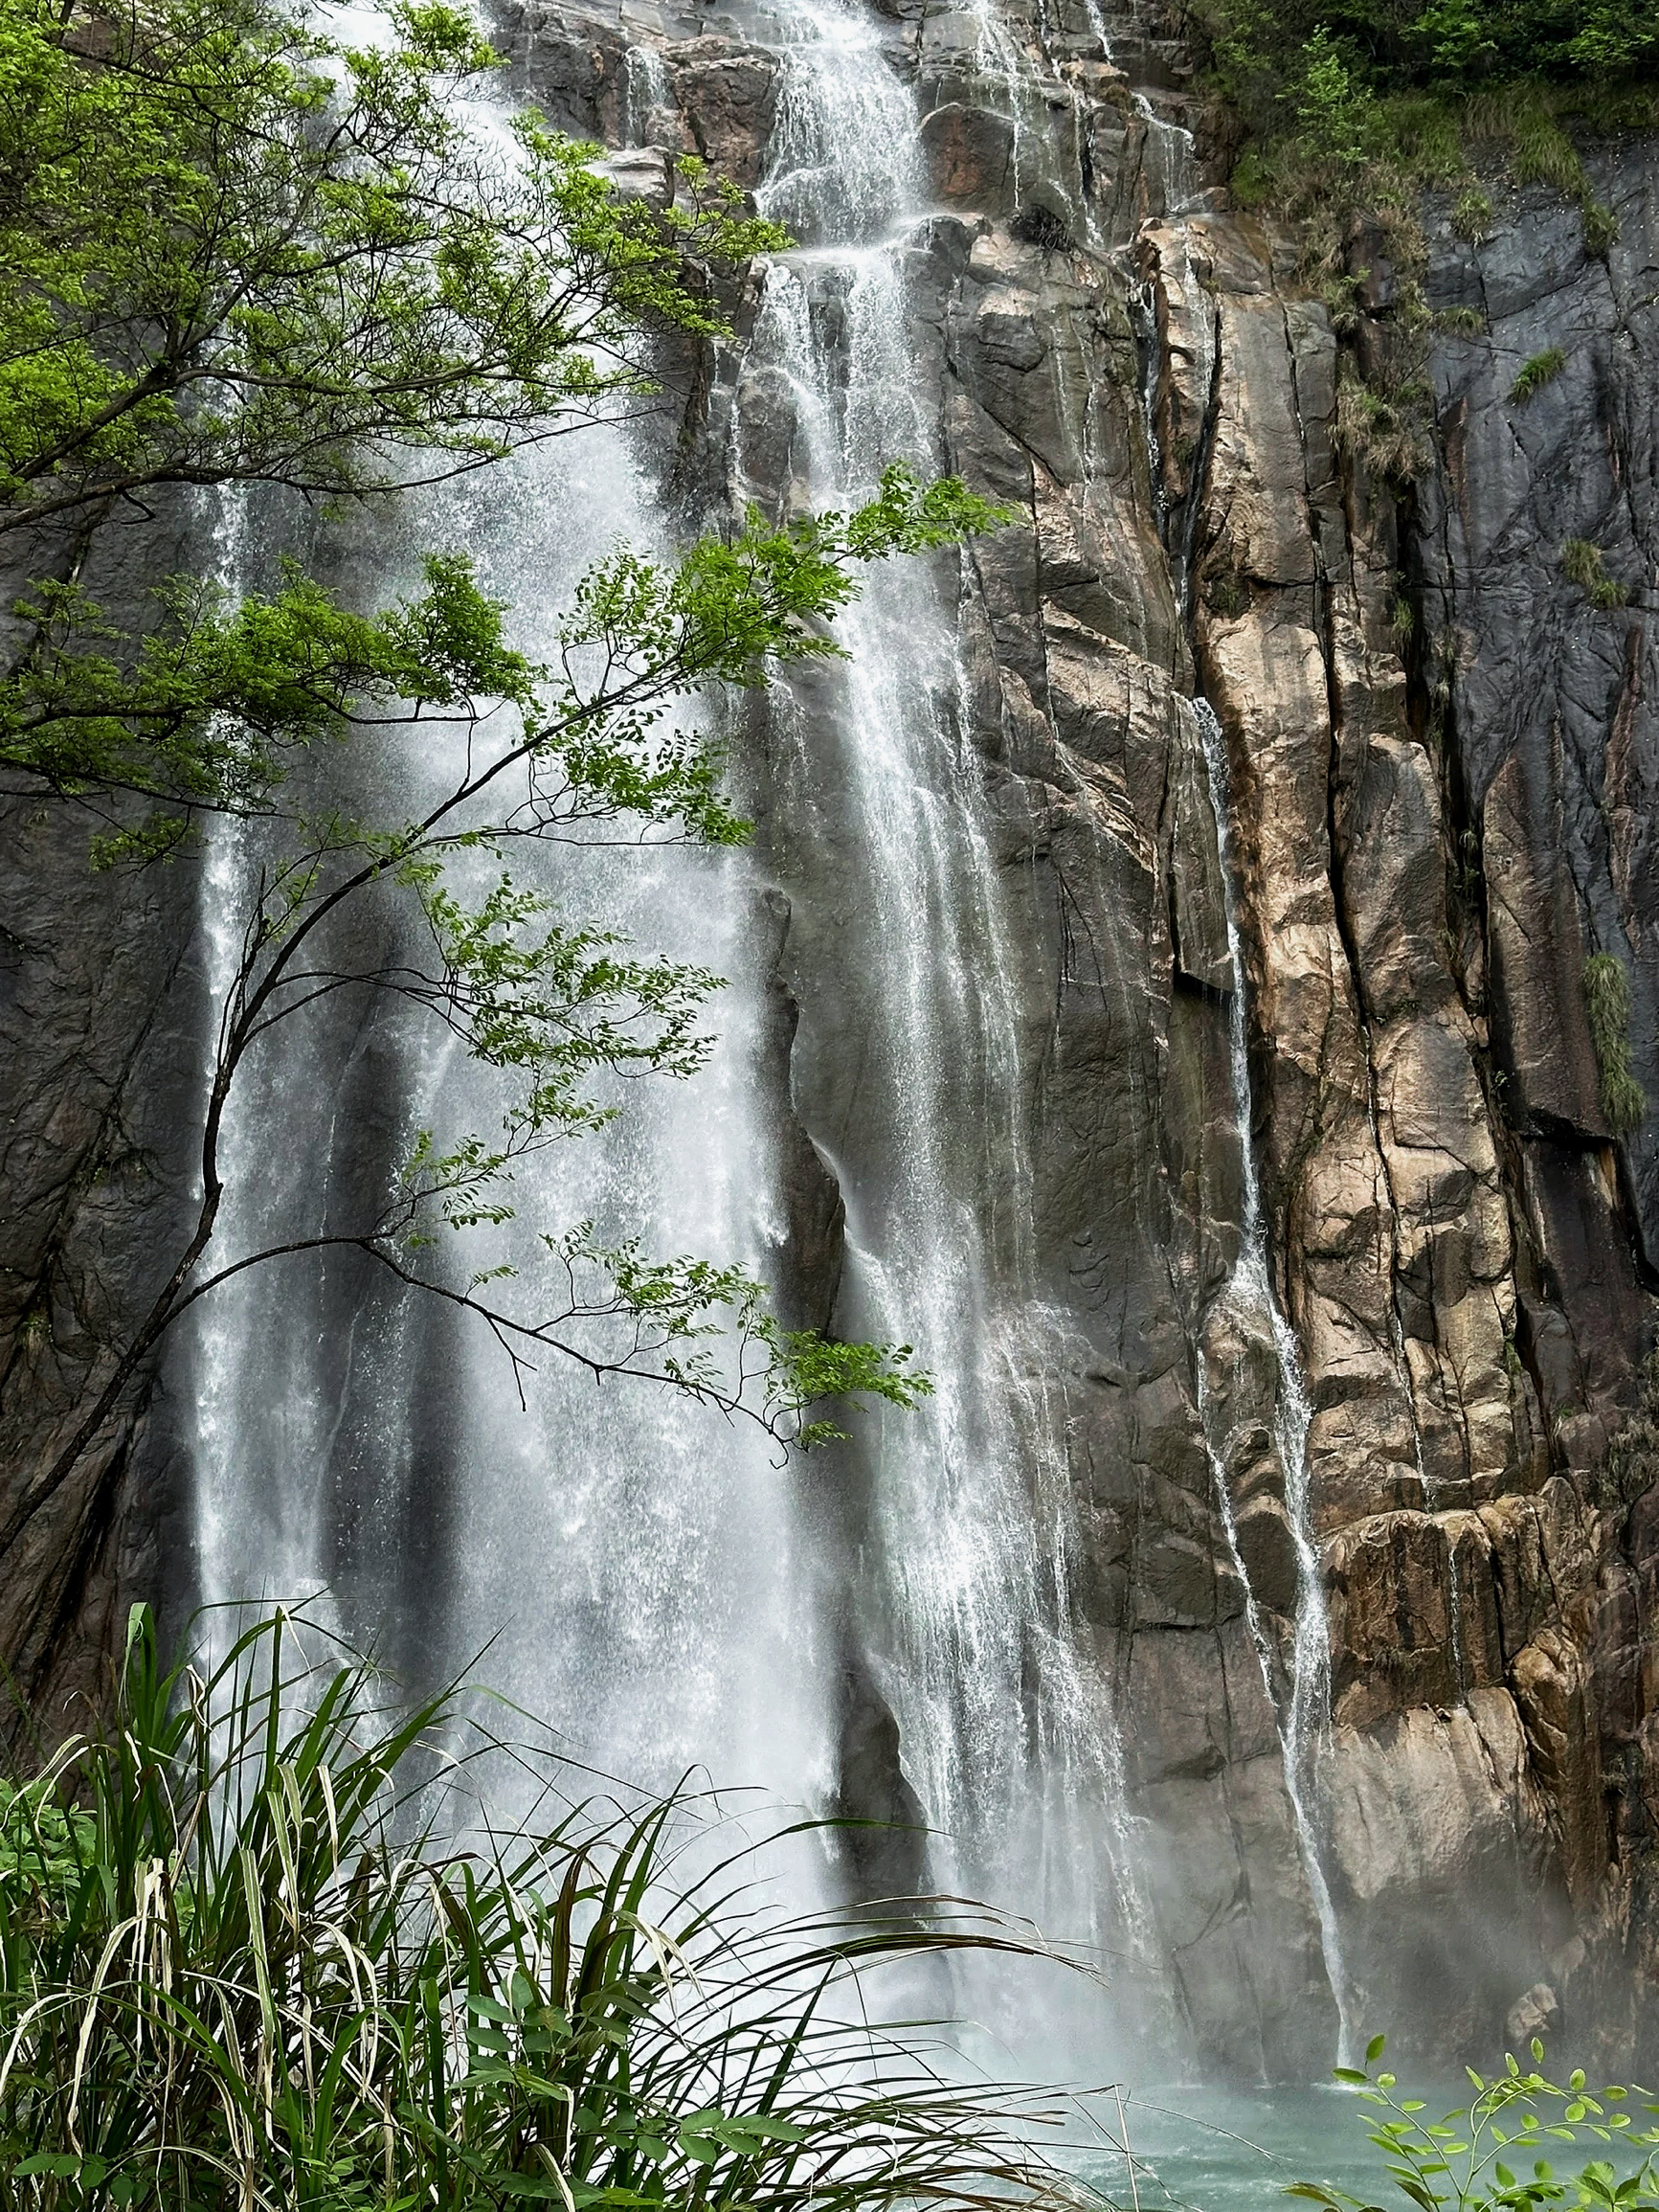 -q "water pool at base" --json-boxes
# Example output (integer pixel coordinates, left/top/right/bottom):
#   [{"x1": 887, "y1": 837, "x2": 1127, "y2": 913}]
[{"x1": 1098, "y1": 2085, "x2": 1401, "y2": 2212}]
